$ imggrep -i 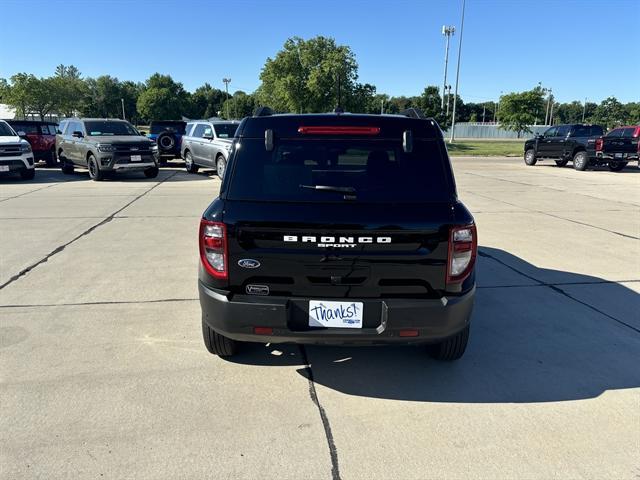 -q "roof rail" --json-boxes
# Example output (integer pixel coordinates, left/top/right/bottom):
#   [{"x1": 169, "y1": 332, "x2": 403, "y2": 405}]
[
  {"x1": 253, "y1": 106, "x2": 274, "y2": 117},
  {"x1": 400, "y1": 108, "x2": 427, "y2": 119}
]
